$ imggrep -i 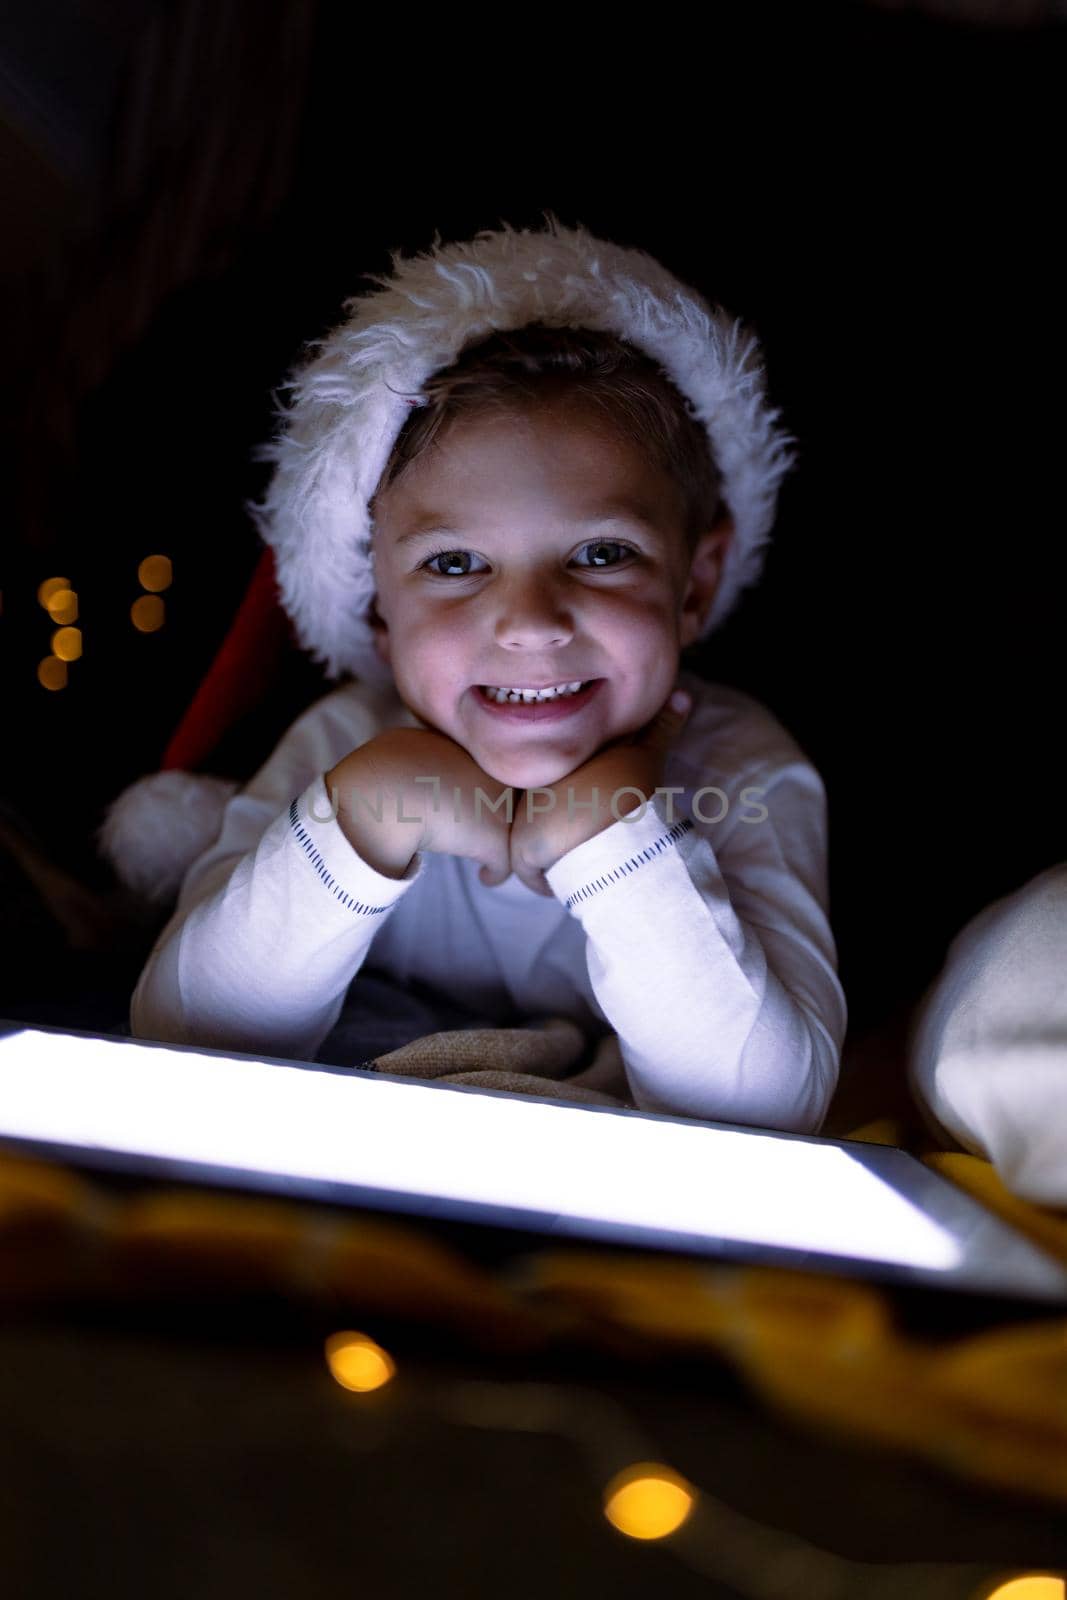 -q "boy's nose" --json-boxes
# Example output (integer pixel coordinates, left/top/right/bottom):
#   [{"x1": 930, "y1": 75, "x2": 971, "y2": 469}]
[{"x1": 492, "y1": 573, "x2": 575, "y2": 649}]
